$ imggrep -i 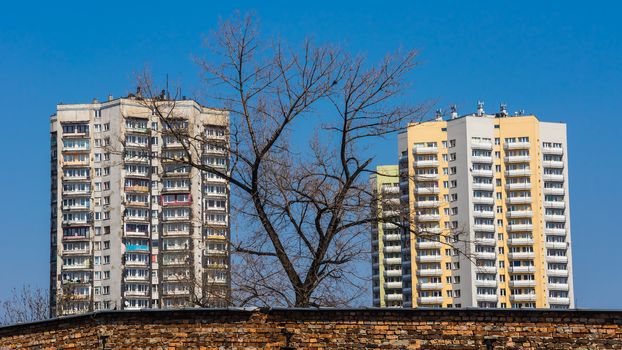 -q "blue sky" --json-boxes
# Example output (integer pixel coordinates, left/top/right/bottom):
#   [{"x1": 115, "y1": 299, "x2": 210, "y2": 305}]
[{"x1": 0, "y1": 1, "x2": 620, "y2": 308}]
